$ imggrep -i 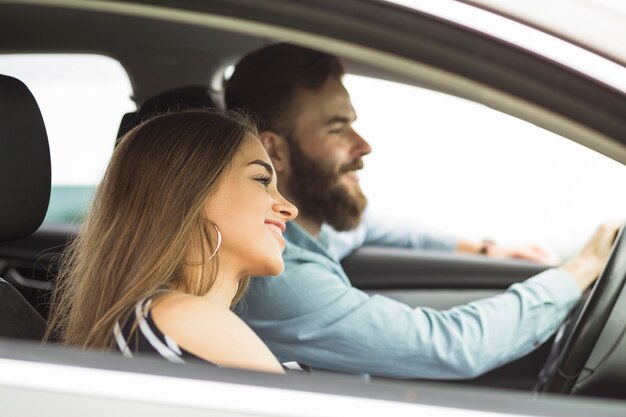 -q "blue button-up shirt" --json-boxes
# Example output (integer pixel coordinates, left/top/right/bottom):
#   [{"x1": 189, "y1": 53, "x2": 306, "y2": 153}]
[{"x1": 239, "y1": 215, "x2": 581, "y2": 379}]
